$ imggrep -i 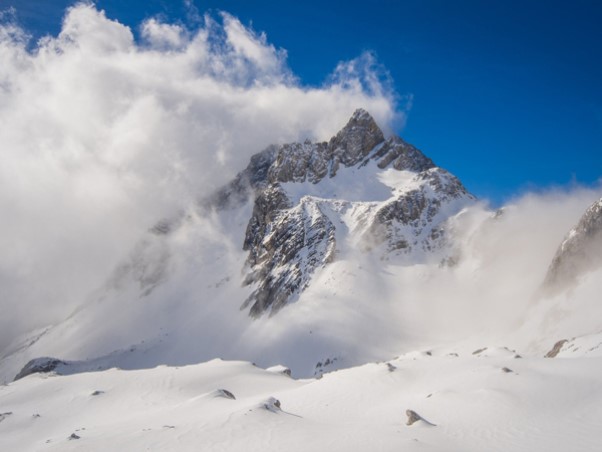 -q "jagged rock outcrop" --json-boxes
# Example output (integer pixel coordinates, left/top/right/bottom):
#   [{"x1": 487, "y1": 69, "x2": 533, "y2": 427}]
[
  {"x1": 363, "y1": 168, "x2": 469, "y2": 253},
  {"x1": 544, "y1": 197, "x2": 602, "y2": 290},
  {"x1": 14, "y1": 357, "x2": 67, "y2": 381},
  {"x1": 214, "y1": 108, "x2": 474, "y2": 316},
  {"x1": 242, "y1": 194, "x2": 336, "y2": 316}
]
